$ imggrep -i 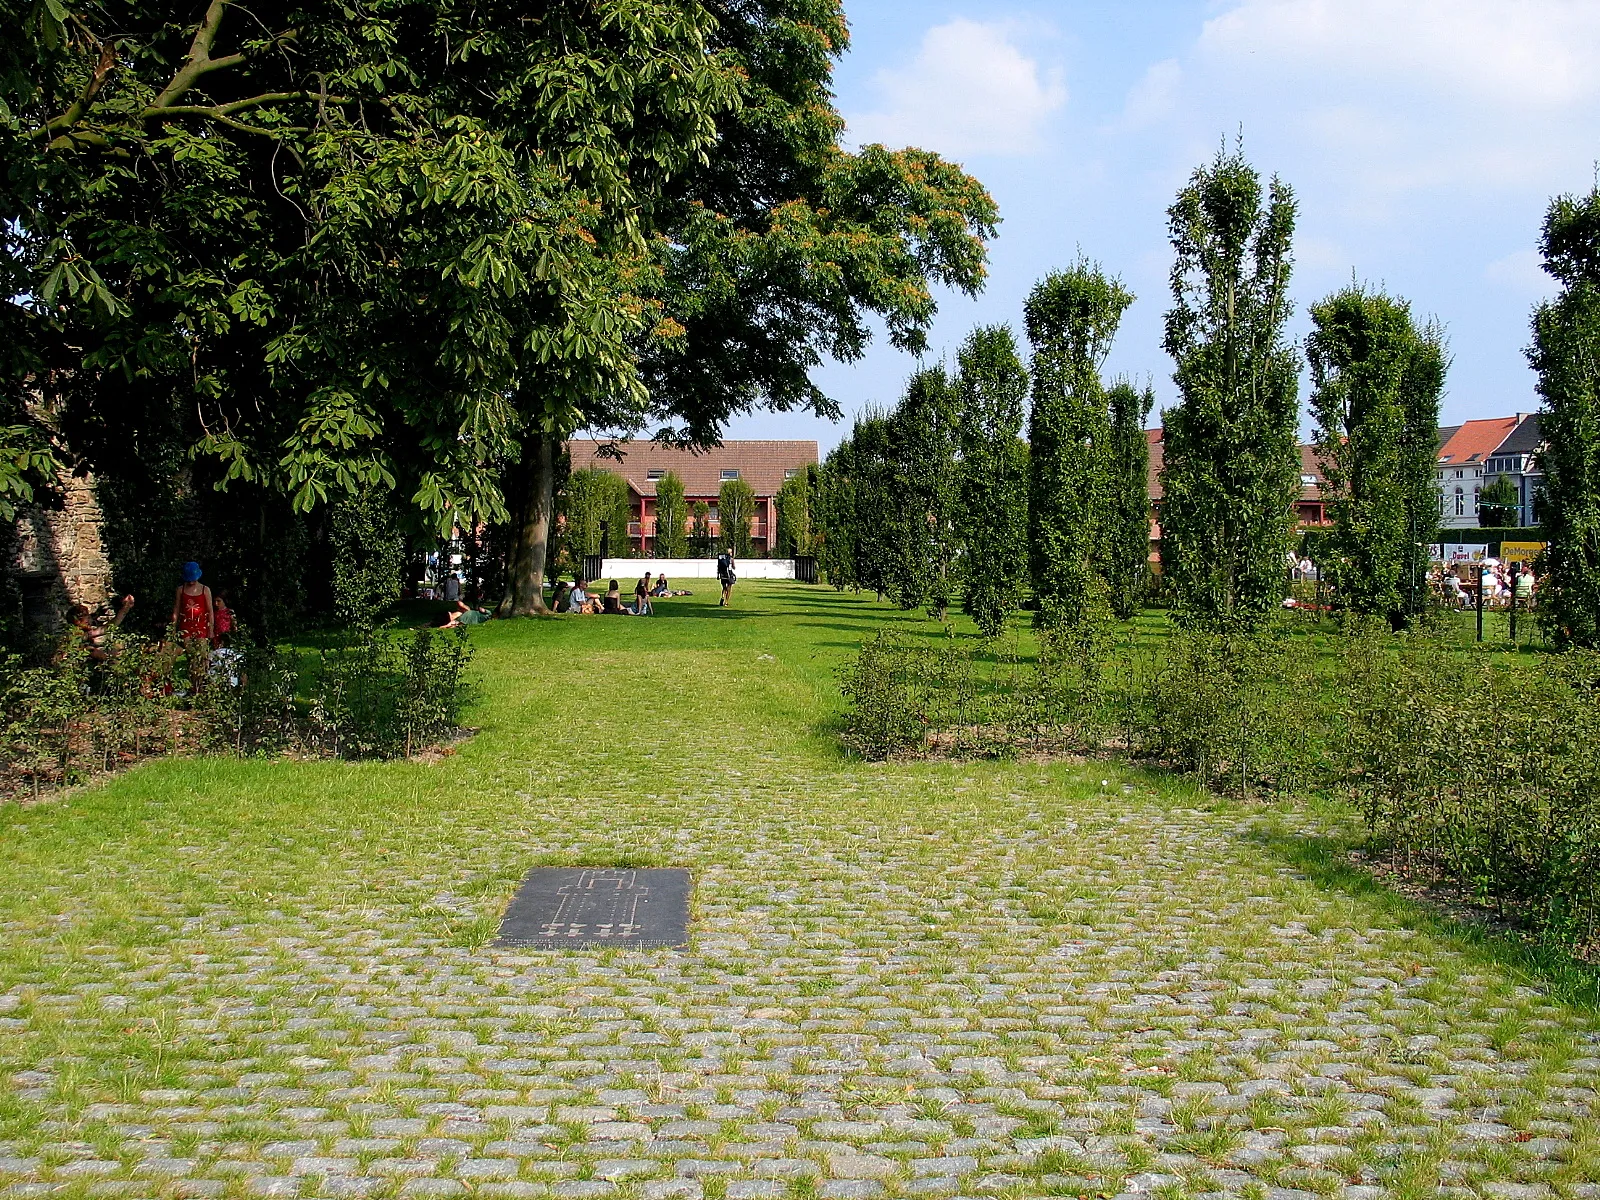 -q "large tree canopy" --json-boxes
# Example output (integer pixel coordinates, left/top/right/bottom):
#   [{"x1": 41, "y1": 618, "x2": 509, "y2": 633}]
[{"x1": 5, "y1": 0, "x2": 998, "y2": 614}]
